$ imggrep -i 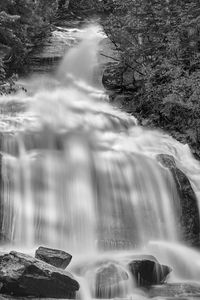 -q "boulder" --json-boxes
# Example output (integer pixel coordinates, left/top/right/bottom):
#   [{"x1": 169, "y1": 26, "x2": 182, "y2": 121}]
[
  {"x1": 35, "y1": 246, "x2": 72, "y2": 269},
  {"x1": 58, "y1": 0, "x2": 70, "y2": 9},
  {"x1": 102, "y1": 62, "x2": 143, "y2": 92},
  {"x1": 72, "y1": 258, "x2": 129, "y2": 299},
  {"x1": 0, "y1": 43, "x2": 10, "y2": 61},
  {"x1": 0, "y1": 251, "x2": 79, "y2": 298},
  {"x1": 128, "y1": 259, "x2": 172, "y2": 286},
  {"x1": 102, "y1": 62, "x2": 124, "y2": 91},
  {"x1": 124, "y1": 254, "x2": 159, "y2": 264},
  {"x1": 157, "y1": 154, "x2": 200, "y2": 246},
  {"x1": 147, "y1": 283, "x2": 200, "y2": 298},
  {"x1": 95, "y1": 262, "x2": 129, "y2": 298},
  {"x1": 102, "y1": 62, "x2": 143, "y2": 109}
]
